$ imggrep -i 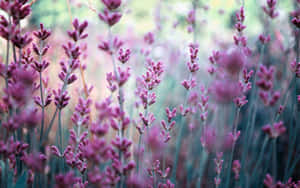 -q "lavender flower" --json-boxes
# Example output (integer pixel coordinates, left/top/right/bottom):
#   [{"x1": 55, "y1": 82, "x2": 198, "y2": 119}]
[
  {"x1": 101, "y1": 0, "x2": 122, "y2": 10},
  {"x1": 262, "y1": 121, "x2": 286, "y2": 138}
]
